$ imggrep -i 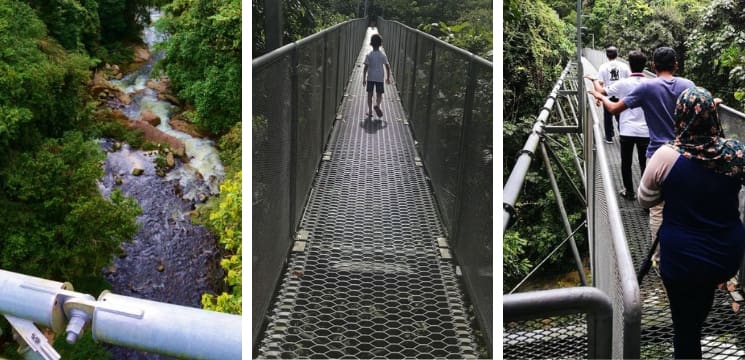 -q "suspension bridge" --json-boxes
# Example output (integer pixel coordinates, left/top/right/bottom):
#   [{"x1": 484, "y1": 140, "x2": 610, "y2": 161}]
[
  {"x1": 253, "y1": 17, "x2": 493, "y2": 359},
  {"x1": 503, "y1": 46, "x2": 745, "y2": 359}
]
